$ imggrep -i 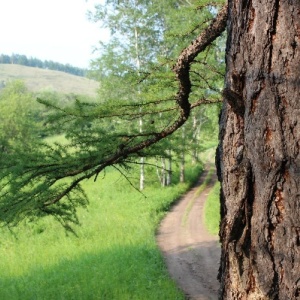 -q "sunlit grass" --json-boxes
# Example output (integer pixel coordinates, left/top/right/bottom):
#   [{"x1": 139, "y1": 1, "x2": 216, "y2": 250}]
[
  {"x1": 203, "y1": 181, "x2": 220, "y2": 235},
  {"x1": 0, "y1": 163, "x2": 202, "y2": 299}
]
